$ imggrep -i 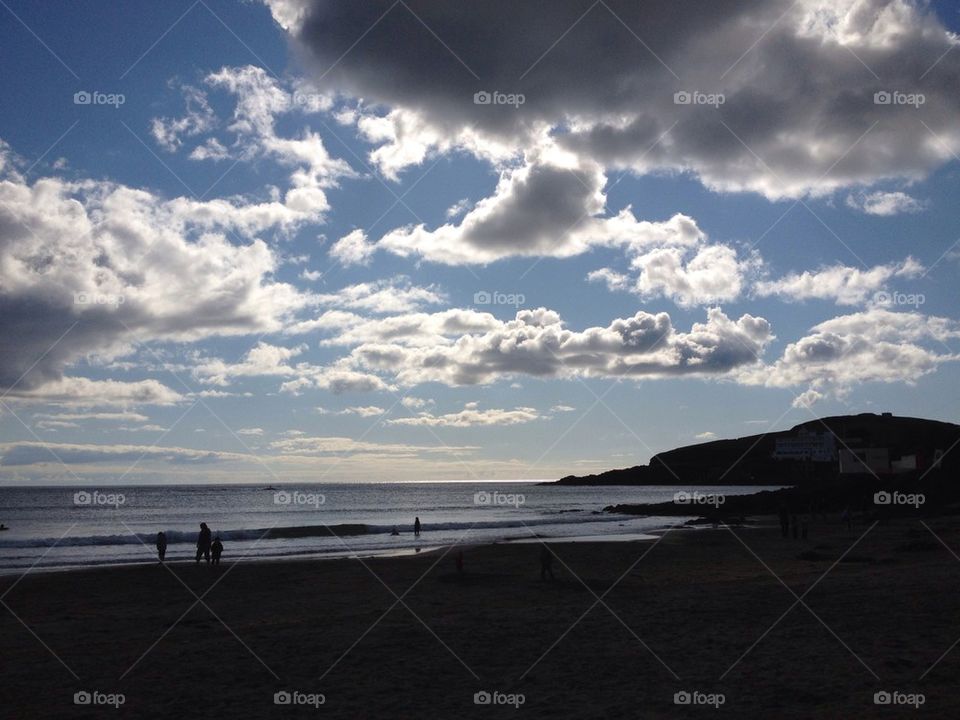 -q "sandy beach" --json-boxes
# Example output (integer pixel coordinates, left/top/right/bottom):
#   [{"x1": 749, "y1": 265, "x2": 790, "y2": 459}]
[{"x1": 3, "y1": 515, "x2": 959, "y2": 718}]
